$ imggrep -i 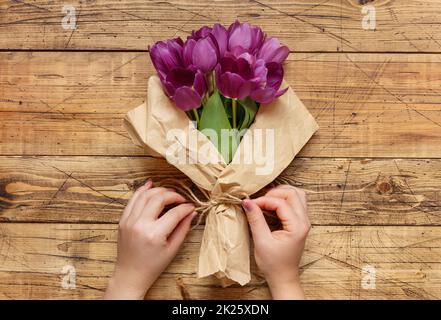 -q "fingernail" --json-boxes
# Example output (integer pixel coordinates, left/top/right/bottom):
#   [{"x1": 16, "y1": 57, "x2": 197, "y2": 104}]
[
  {"x1": 166, "y1": 187, "x2": 176, "y2": 192},
  {"x1": 145, "y1": 179, "x2": 152, "y2": 187},
  {"x1": 191, "y1": 211, "x2": 198, "y2": 219},
  {"x1": 242, "y1": 199, "x2": 252, "y2": 212}
]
